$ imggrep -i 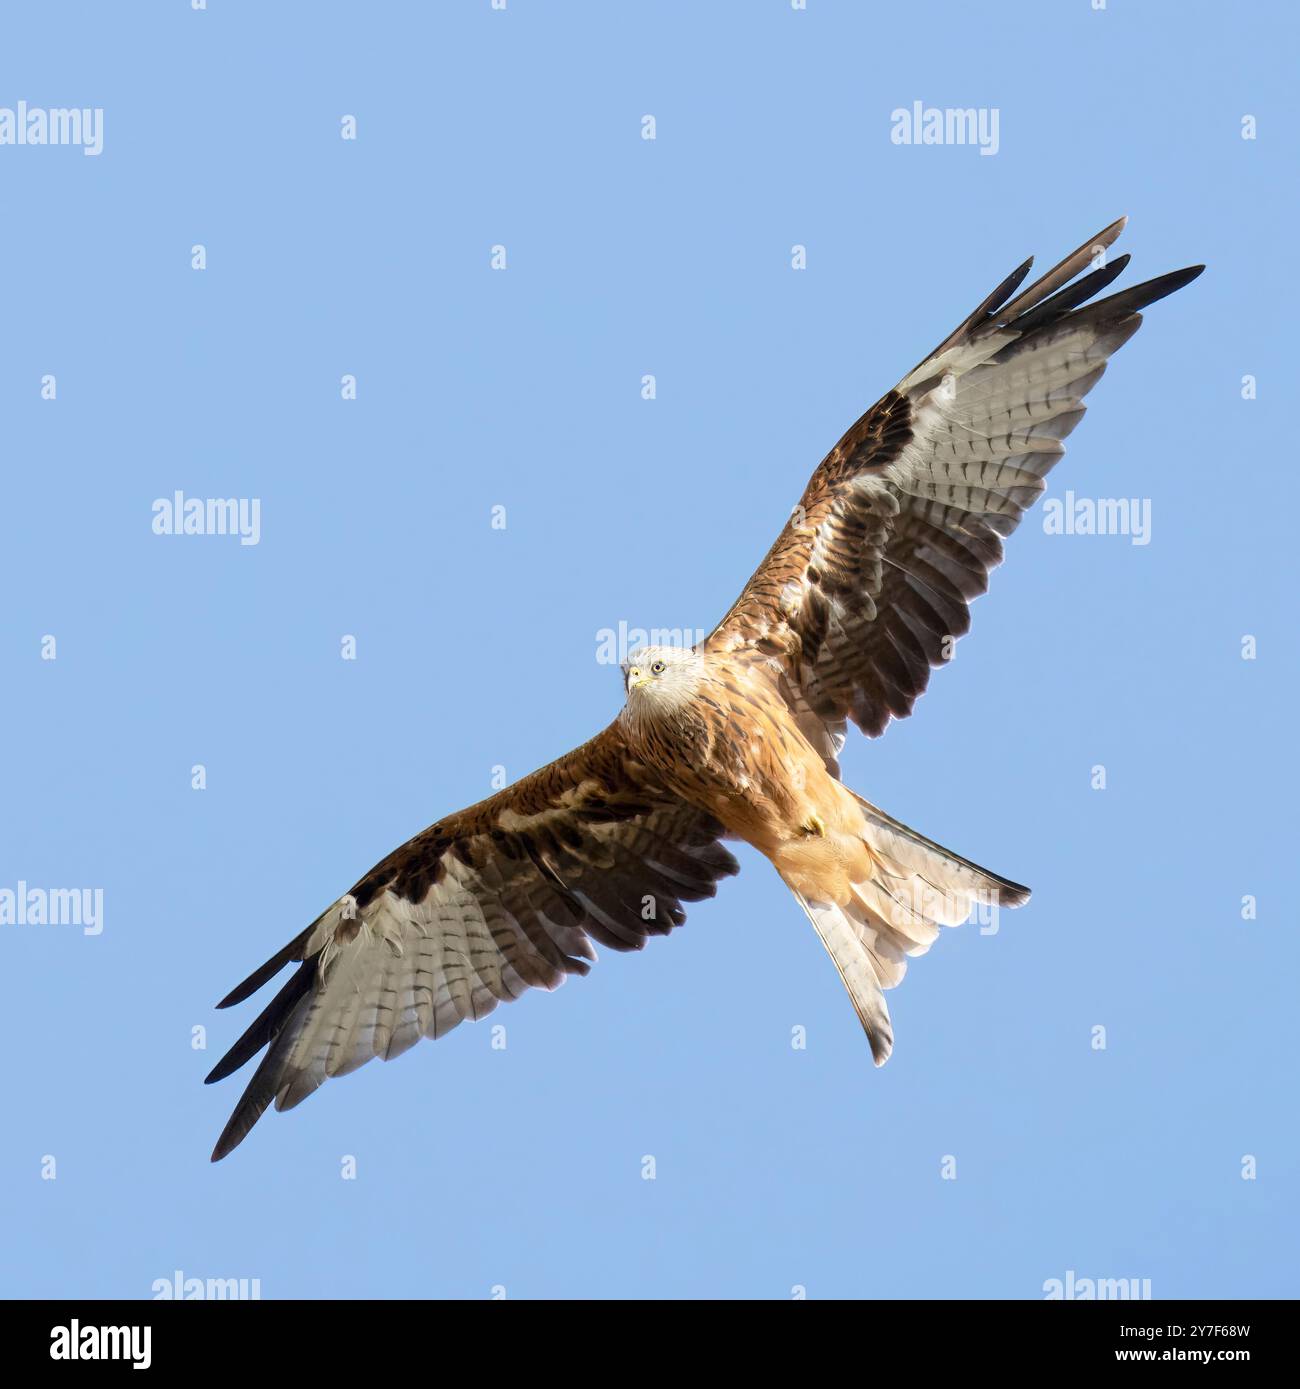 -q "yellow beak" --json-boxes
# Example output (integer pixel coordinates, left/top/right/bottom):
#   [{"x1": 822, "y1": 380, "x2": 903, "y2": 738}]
[{"x1": 627, "y1": 668, "x2": 648, "y2": 692}]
